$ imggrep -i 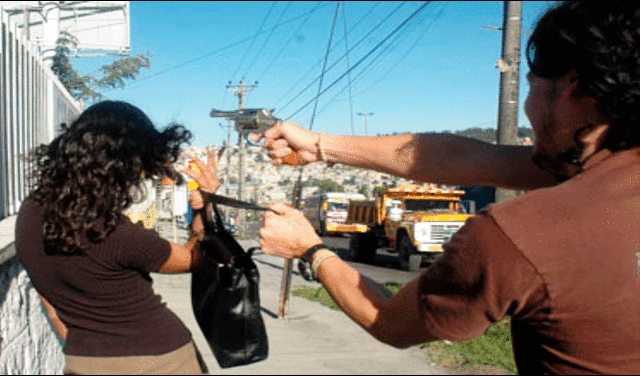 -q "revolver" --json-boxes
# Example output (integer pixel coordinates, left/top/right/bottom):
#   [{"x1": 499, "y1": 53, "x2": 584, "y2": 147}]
[{"x1": 210, "y1": 108, "x2": 299, "y2": 165}]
